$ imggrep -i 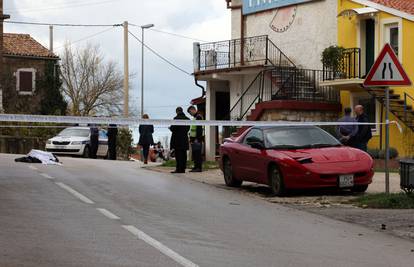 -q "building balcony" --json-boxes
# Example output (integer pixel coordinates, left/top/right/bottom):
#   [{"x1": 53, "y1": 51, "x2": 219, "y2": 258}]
[
  {"x1": 320, "y1": 48, "x2": 365, "y2": 91},
  {"x1": 193, "y1": 35, "x2": 295, "y2": 77}
]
